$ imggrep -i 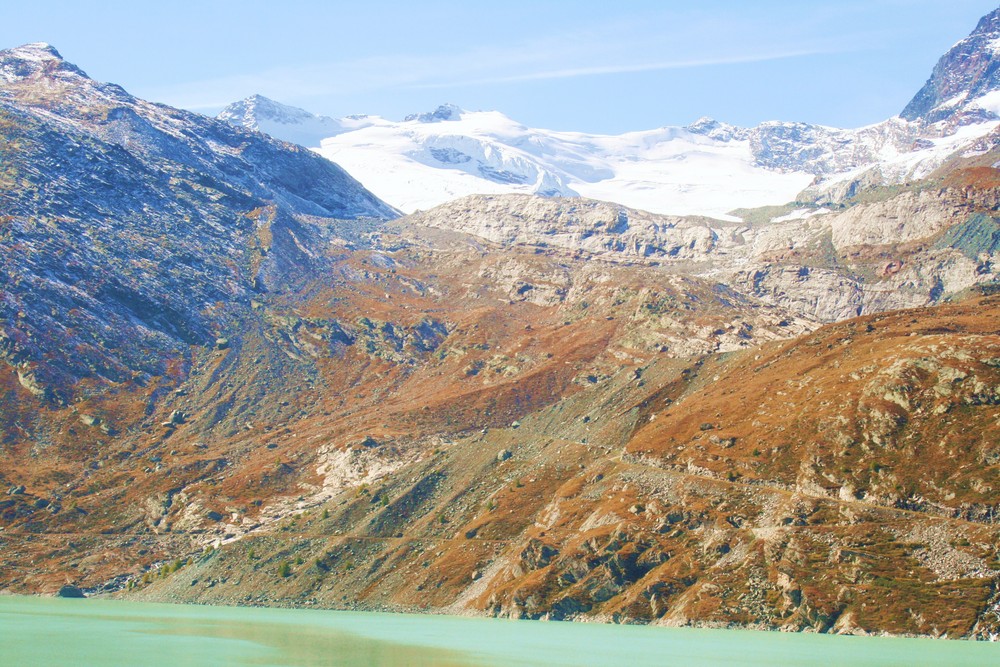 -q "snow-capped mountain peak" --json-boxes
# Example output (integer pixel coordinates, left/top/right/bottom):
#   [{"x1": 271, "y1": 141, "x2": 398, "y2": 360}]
[
  {"x1": 219, "y1": 94, "x2": 317, "y2": 127},
  {"x1": 685, "y1": 117, "x2": 749, "y2": 142},
  {"x1": 4, "y1": 41, "x2": 62, "y2": 62},
  {"x1": 403, "y1": 103, "x2": 464, "y2": 123},
  {"x1": 0, "y1": 42, "x2": 89, "y2": 84},
  {"x1": 217, "y1": 94, "x2": 359, "y2": 147}
]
